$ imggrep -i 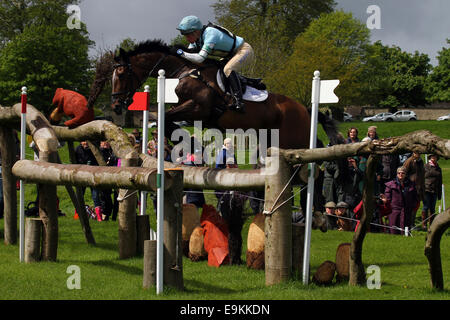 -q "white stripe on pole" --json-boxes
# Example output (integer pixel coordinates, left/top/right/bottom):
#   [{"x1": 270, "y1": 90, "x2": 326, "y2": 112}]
[
  {"x1": 19, "y1": 86, "x2": 27, "y2": 262},
  {"x1": 139, "y1": 85, "x2": 150, "y2": 216},
  {"x1": 303, "y1": 71, "x2": 321, "y2": 284},
  {"x1": 156, "y1": 70, "x2": 166, "y2": 295}
]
